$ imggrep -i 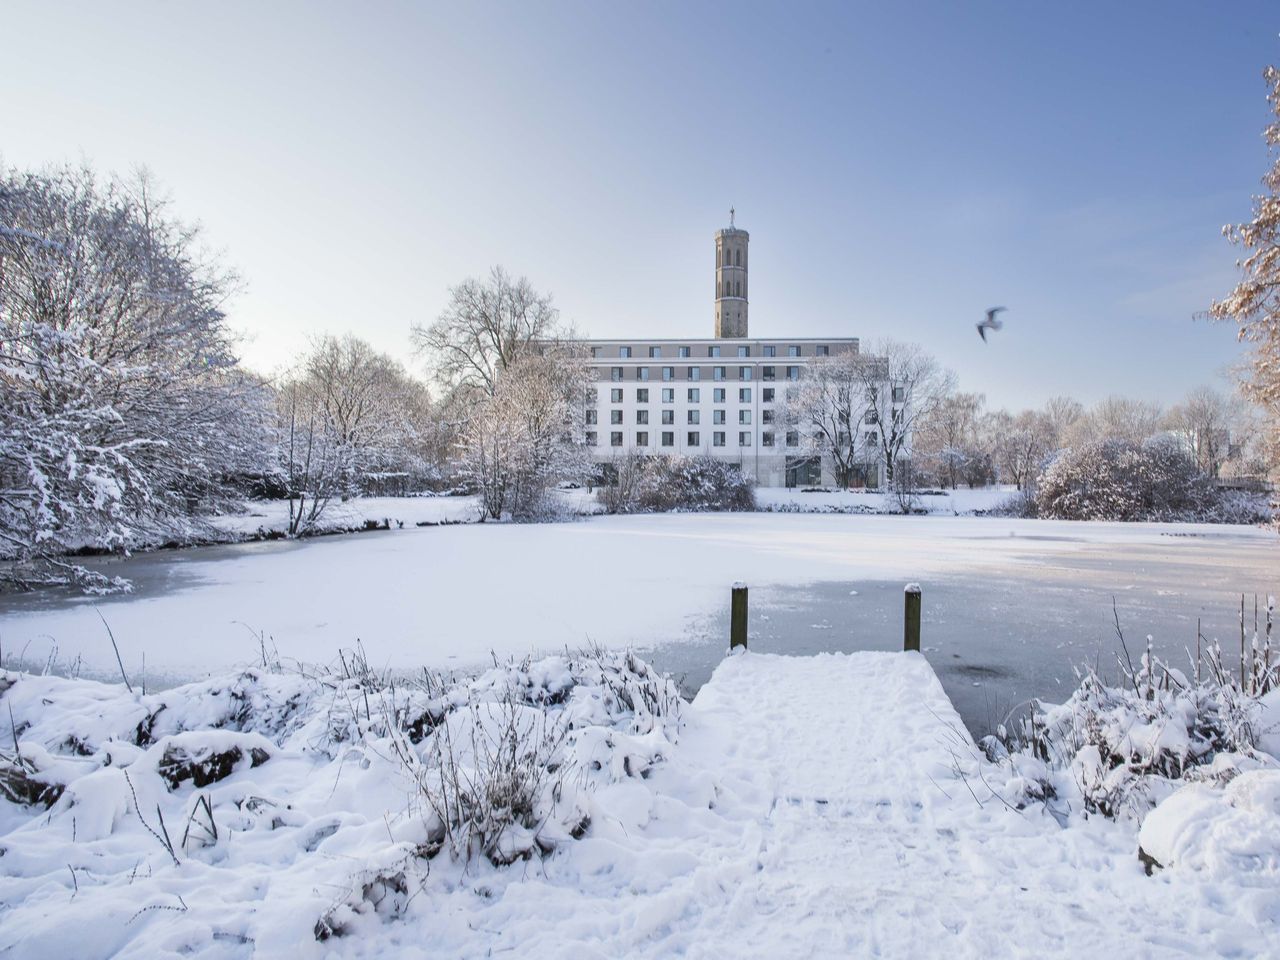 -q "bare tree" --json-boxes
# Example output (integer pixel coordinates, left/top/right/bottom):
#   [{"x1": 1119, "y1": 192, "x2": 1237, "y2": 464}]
[
  {"x1": 991, "y1": 409, "x2": 1054, "y2": 490},
  {"x1": 783, "y1": 353, "x2": 866, "y2": 487},
  {"x1": 1041, "y1": 396, "x2": 1084, "y2": 450},
  {"x1": 0, "y1": 164, "x2": 270, "y2": 590},
  {"x1": 277, "y1": 335, "x2": 436, "y2": 533},
  {"x1": 860, "y1": 340, "x2": 955, "y2": 485},
  {"x1": 1209, "y1": 66, "x2": 1280, "y2": 492},
  {"x1": 1065, "y1": 396, "x2": 1164, "y2": 447},
  {"x1": 411, "y1": 266, "x2": 565, "y2": 398},
  {"x1": 1164, "y1": 387, "x2": 1236, "y2": 478},
  {"x1": 916, "y1": 392, "x2": 985, "y2": 488}
]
